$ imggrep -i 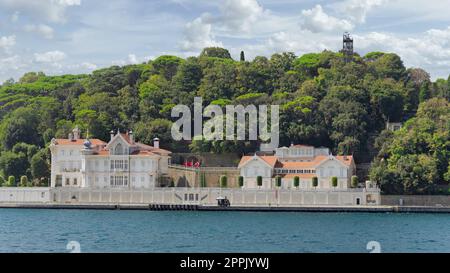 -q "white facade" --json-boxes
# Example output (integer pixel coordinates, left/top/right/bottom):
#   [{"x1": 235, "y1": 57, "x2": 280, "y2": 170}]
[
  {"x1": 50, "y1": 127, "x2": 171, "y2": 189},
  {"x1": 239, "y1": 144, "x2": 356, "y2": 190}
]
